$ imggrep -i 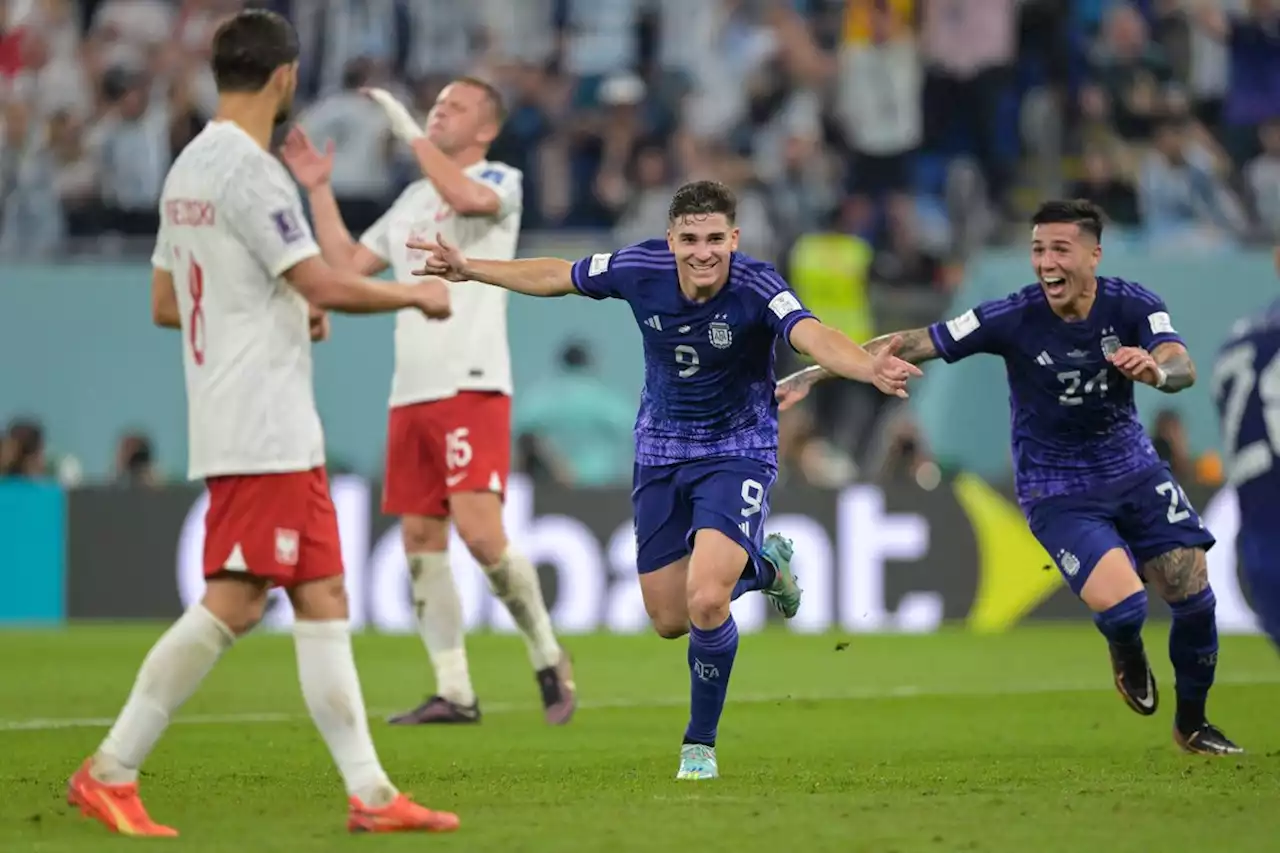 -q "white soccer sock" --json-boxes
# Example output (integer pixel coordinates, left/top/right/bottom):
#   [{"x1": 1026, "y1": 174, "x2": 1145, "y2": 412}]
[
  {"x1": 93, "y1": 604, "x2": 235, "y2": 784},
  {"x1": 407, "y1": 551, "x2": 476, "y2": 706},
  {"x1": 293, "y1": 619, "x2": 397, "y2": 807},
  {"x1": 485, "y1": 550, "x2": 560, "y2": 671}
]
